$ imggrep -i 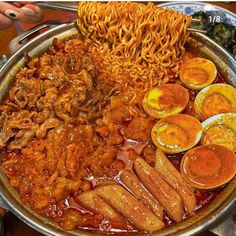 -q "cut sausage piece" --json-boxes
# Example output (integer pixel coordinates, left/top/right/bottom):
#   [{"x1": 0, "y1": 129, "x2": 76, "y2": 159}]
[
  {"x1": 155, "y1": 148, "x2": 196, "y2": 214},
  {"x1": 95, "y1": 184, "x2": 164, "y2": 231},
  {"x1": 134, "y1": 157, "x2": 184, "y2": 222},
  {"x1": 120, "y1": 170, "x2": 163, "y2": 219},
  {"x1": 76, "y1": 191, "x2": 125, "y2": 225}
]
